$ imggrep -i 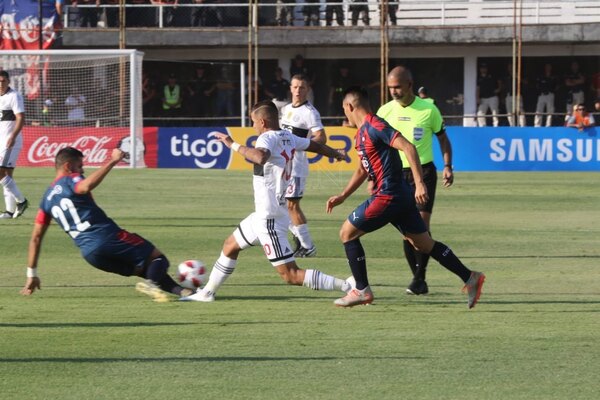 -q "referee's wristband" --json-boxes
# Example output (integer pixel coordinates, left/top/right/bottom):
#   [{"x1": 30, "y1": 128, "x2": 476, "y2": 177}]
[
  {"x1": 444, "y1": 164, "x2": 453, "y2": 169},
  {"x1": 27, "y1": 267, "x2": 38, "y2": 278},
  {"x1": 231, "y1": 142, "x2": 241, "y2": 152}
]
